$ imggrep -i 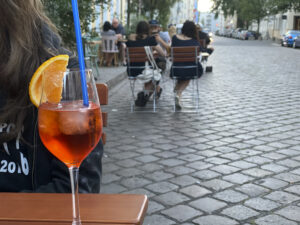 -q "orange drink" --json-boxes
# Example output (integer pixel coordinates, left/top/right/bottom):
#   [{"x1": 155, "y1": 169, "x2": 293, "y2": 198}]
[{"x1": 38, "y1": 101, "x2": 102, "y2": 168}]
